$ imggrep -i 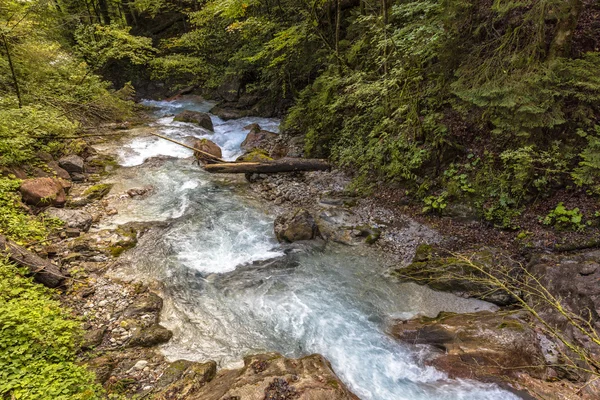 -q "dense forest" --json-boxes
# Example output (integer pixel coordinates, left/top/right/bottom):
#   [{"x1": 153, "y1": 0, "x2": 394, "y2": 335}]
[
  {"x1": 2, "y1": 0, "x2": 600, "y2": 228},
  {"x1": 1, "y1": 0, "x2": 600, "y2": 398}
]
